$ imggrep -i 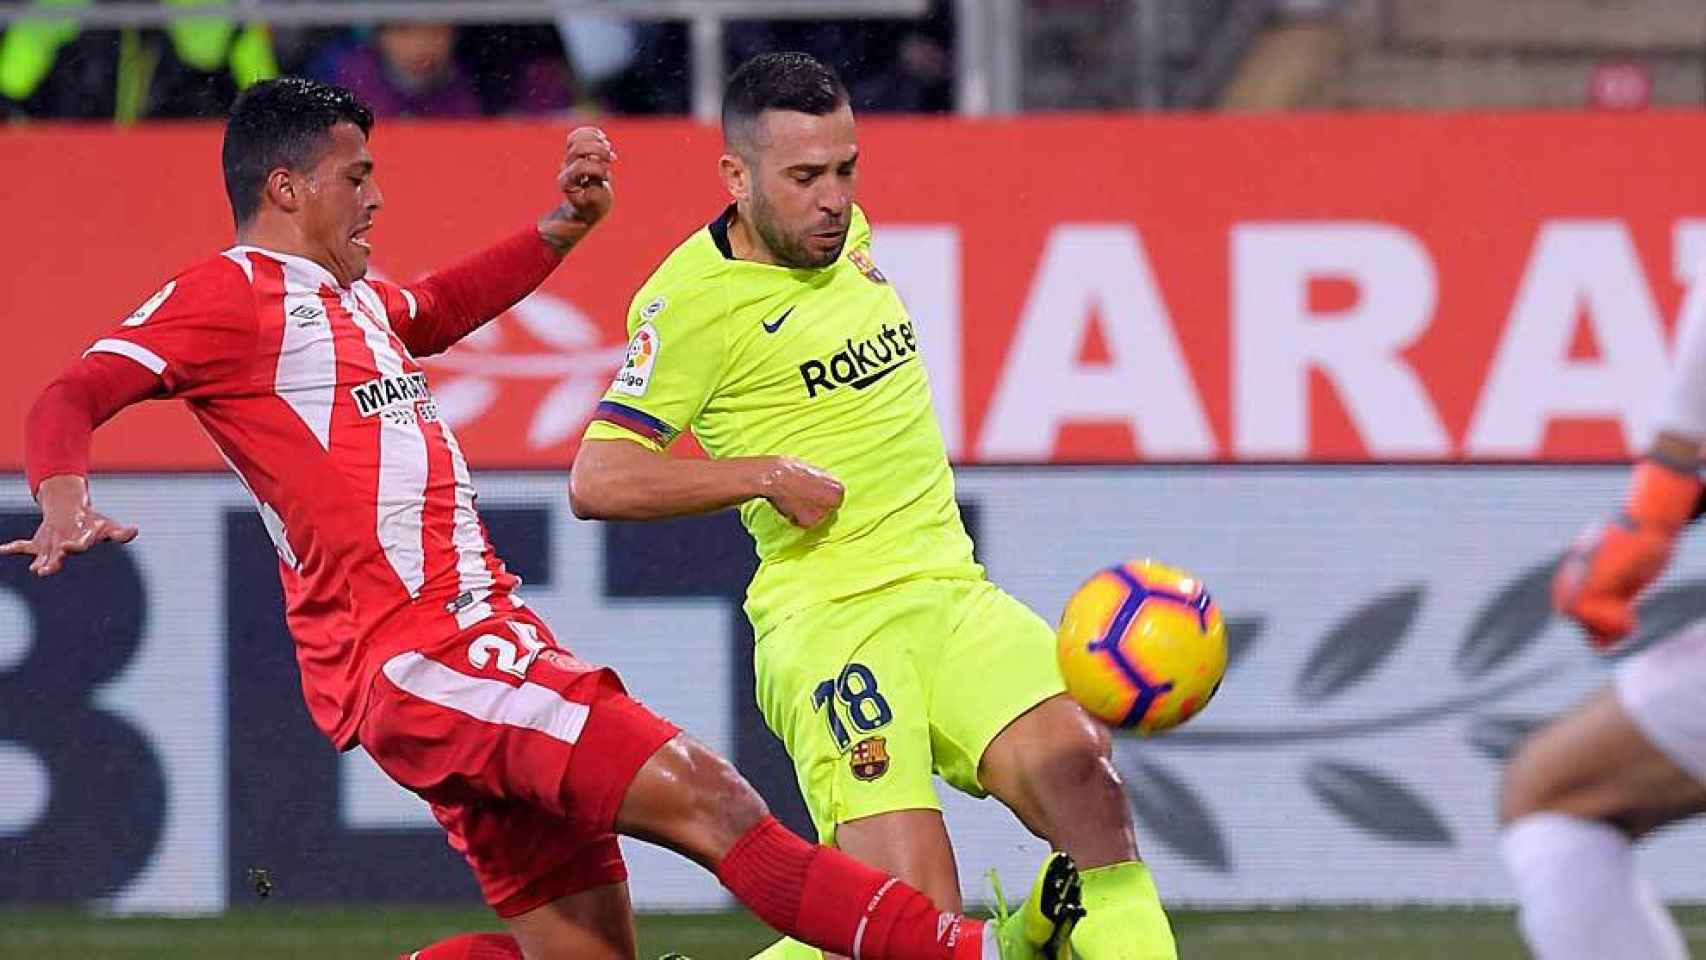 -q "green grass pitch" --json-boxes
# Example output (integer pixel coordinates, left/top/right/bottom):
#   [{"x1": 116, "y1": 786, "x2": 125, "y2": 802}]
[{"x1": 6, "y1": 906, "x2": 1706, "y2": 959}]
